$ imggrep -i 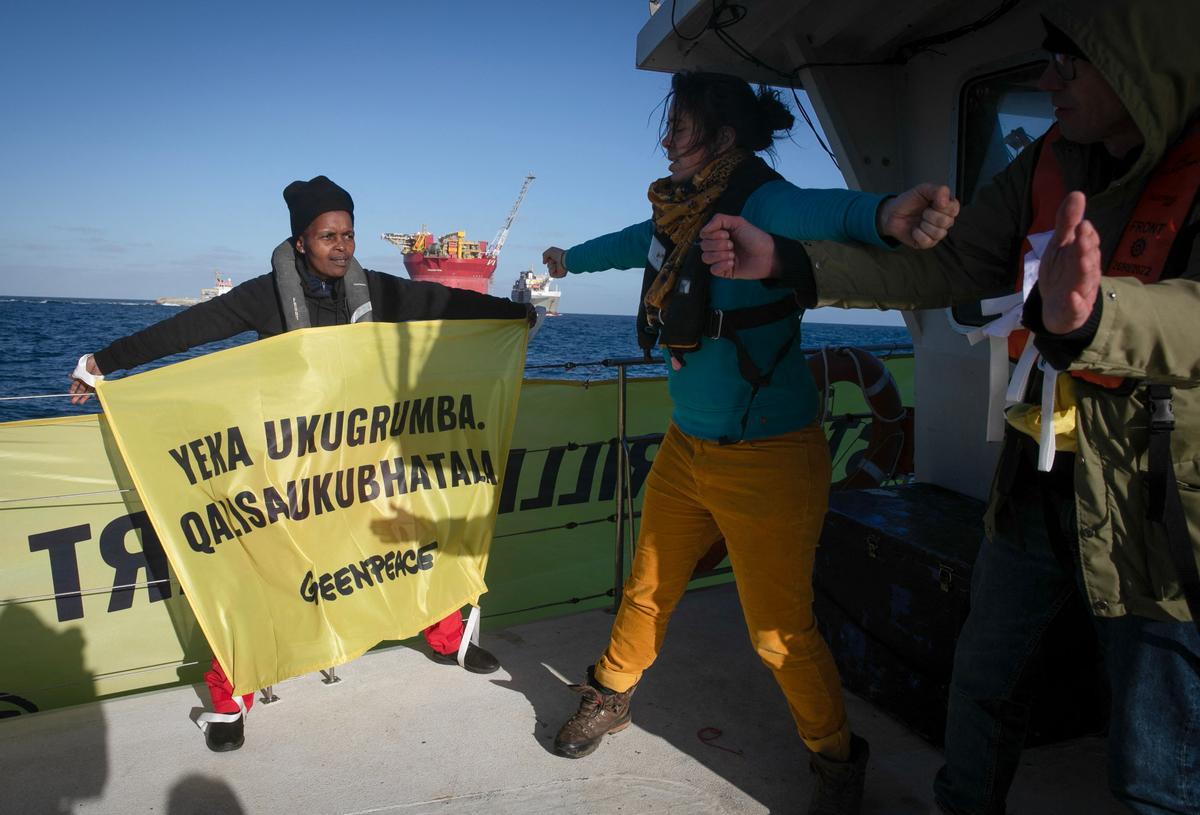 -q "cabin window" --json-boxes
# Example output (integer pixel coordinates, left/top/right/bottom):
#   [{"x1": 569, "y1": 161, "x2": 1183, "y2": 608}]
[{"x1": 949, "y1": 61, "x2": 1054, "y2": 329}]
